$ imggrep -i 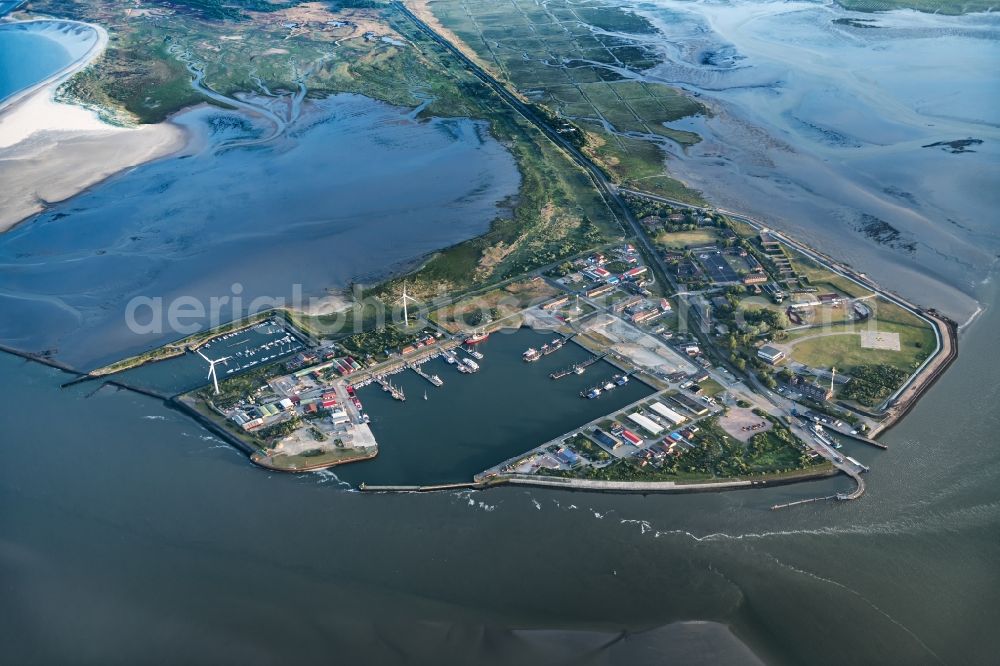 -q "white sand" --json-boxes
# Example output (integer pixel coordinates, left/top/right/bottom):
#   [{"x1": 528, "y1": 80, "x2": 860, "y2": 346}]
[{"x1": 0, "y1": 20, "x2": 189, "y2": 232}]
